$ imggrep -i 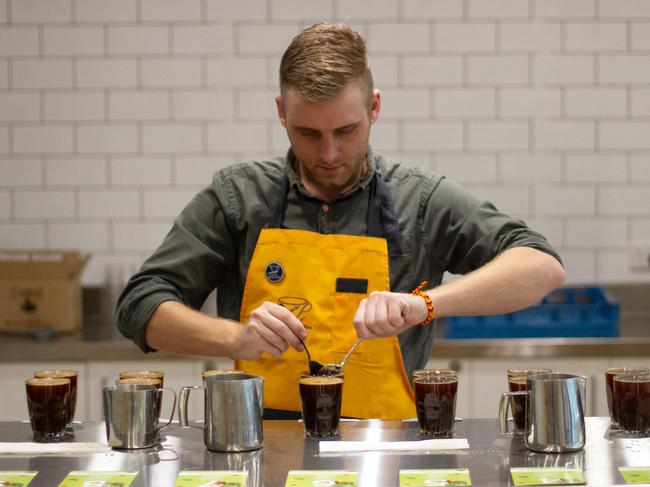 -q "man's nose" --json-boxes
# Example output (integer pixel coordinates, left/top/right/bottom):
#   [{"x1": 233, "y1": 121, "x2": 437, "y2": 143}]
[{"x1": 319, "y1": 133, "x2": 337, "y2": 164}]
